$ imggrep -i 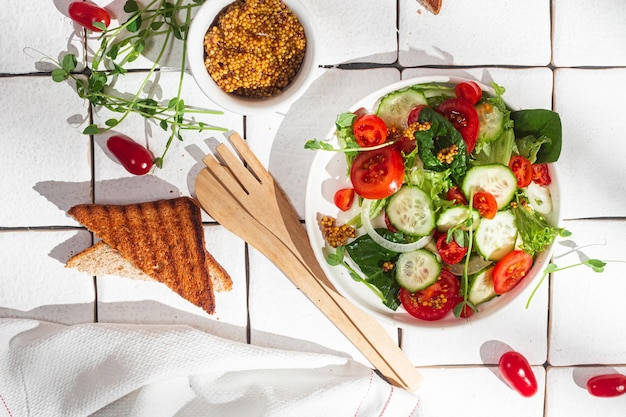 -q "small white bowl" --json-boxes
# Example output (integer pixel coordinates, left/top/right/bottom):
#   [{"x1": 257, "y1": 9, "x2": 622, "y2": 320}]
[{"x1": 187, "y1": 0, "x2": 318, "y2": 115}]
